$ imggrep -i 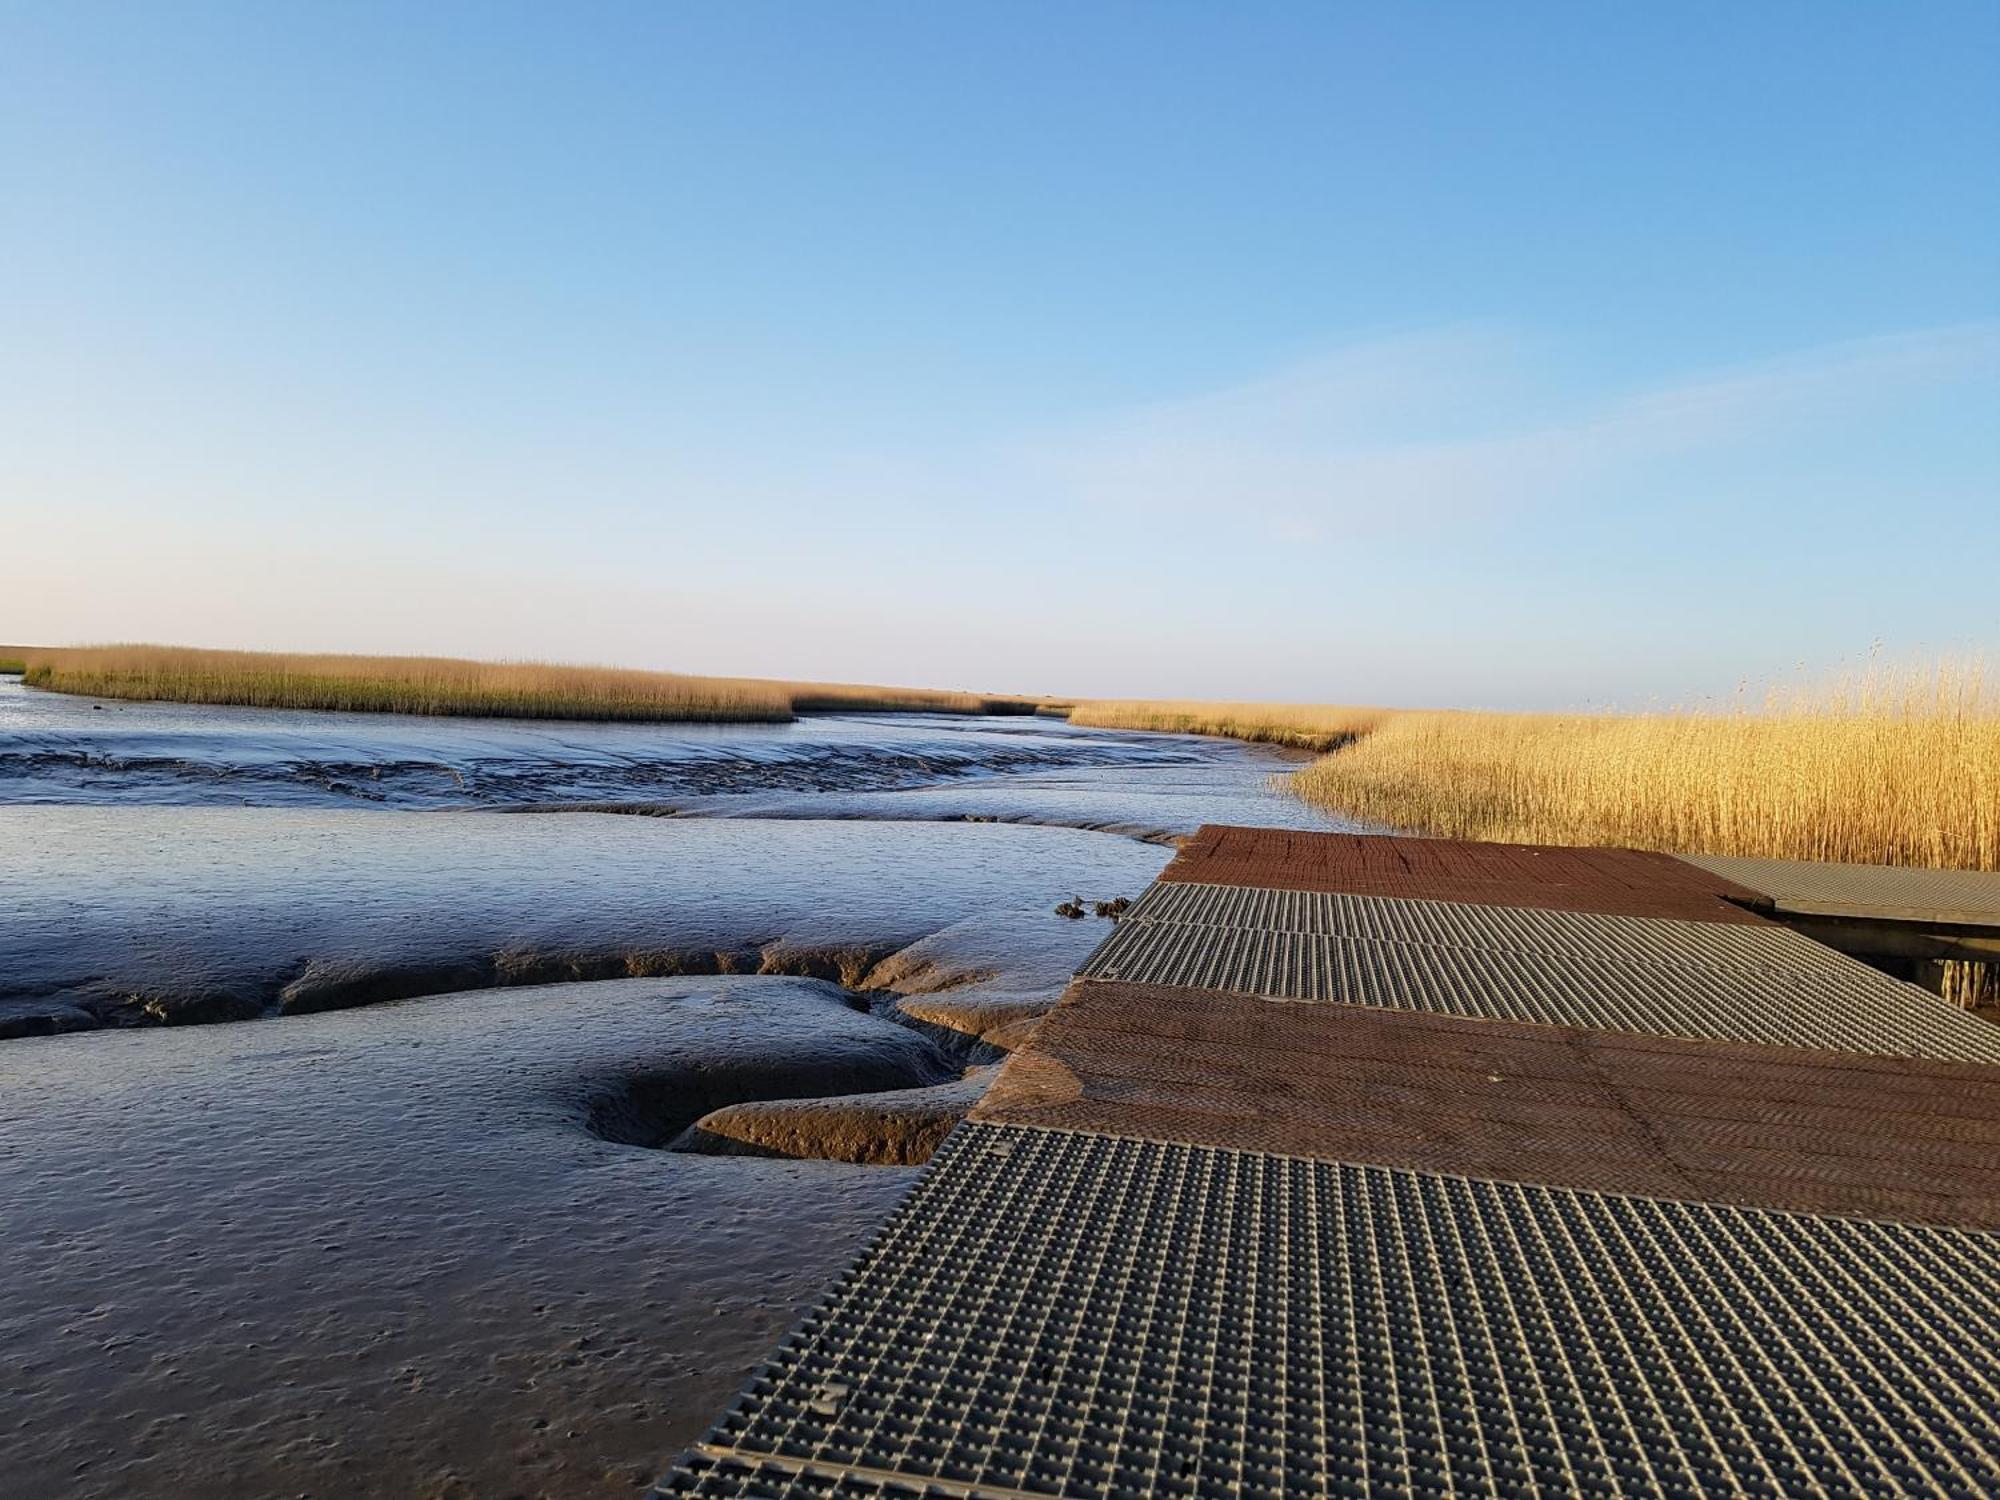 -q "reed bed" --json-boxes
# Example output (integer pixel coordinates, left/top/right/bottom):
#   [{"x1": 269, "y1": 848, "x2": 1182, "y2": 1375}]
[
  {"x1": 16, "y1": 645, "x2": 1037, "y2": 723},
  {"x1": 1066, "y1": 699, "x2": 1389, "y2": 752},
  {"x1": 1291, "y1": 659, "x2": 1999, "y2": 1012},
  {"x1": 781, "y1": 682, "x2": 1041, "y2": 716},
  {"x1": 1290, "y1": 660, "x2": 1999, "y2": 871}
]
